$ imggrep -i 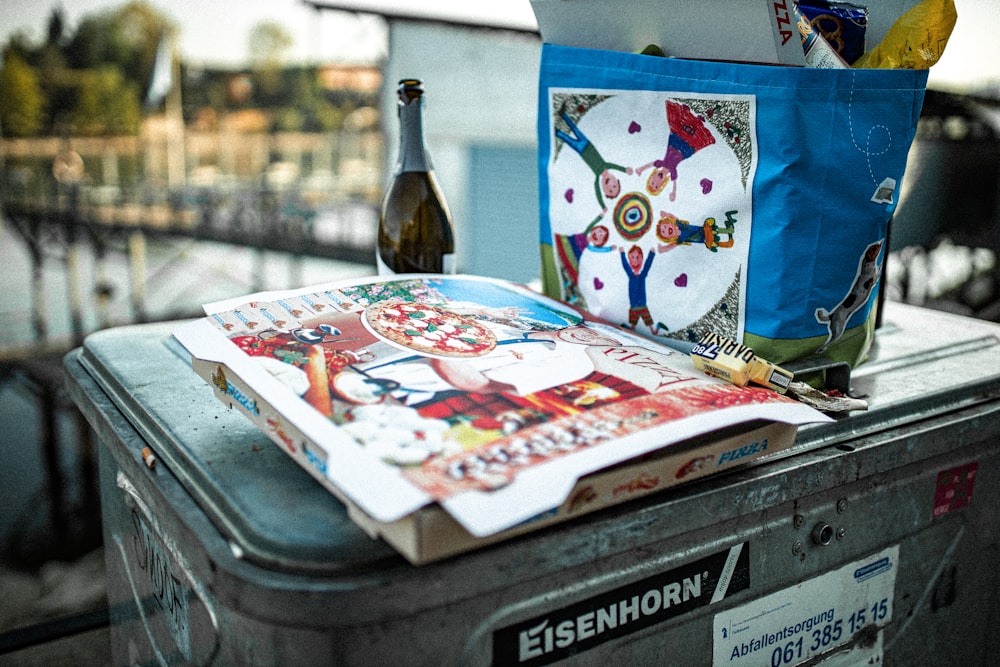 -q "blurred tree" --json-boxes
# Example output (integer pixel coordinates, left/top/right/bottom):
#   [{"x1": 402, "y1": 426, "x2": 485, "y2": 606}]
[
  {"x1": 0, "y1": 51, "x2": 47, "y2": 136},
  {"x1": 249, "y1": 21, "x2": 293, "y2": 100},
  {"x1": 2, "y1": 2, "x2": 375, "y2": 138},
  {"x1": 113, "y1": 1, "x2": 171, "y2": 95},
  {"x1": 288, "y1": 68, "x2": 343, "y2": 132},
  {"x1": 64, "y1": 15, "x2": 110, "y2": 70},
  {"x1": 37, "y1": 28, "x2": 69, "y2": 132},
  {"x1": 2, "y1": 32, "x2": 35, "y2": 63},
  {"x1": 313, "y1": 102, "x2": 345, "y2": 132},
  {"x1": 47, "y1": 7, "x2": 66, "y2": 47},
  {"x1": 71, "y1": 66, "x2": 142, "y2": 136},
  {"x1": 65, "y1": 1, "x2": 168, "y2": 80},
  {"x1": 59, "y1": 1, "x2": 172, "y2": 133},
  {"x1": 276, "y1": 107, "x2": 305, "y2": 132}
]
